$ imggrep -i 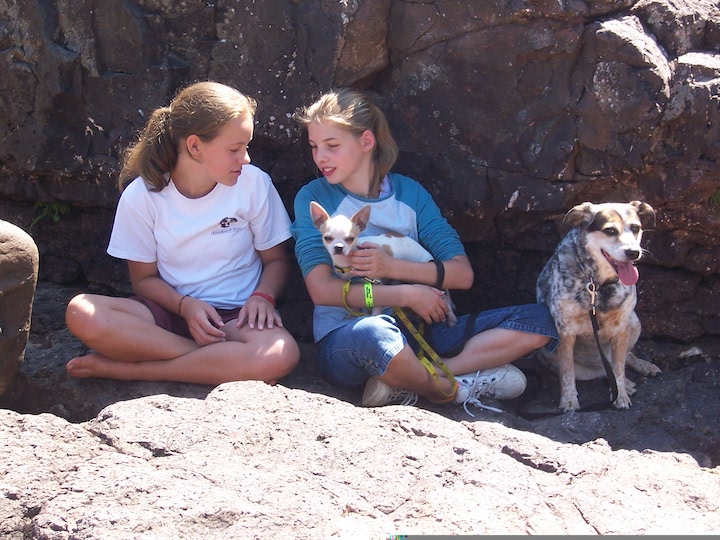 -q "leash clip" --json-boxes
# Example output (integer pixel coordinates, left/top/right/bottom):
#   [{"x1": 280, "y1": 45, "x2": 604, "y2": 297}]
[{"x1": 586, "y1": 278, "x2": 597, "y2": 316}]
